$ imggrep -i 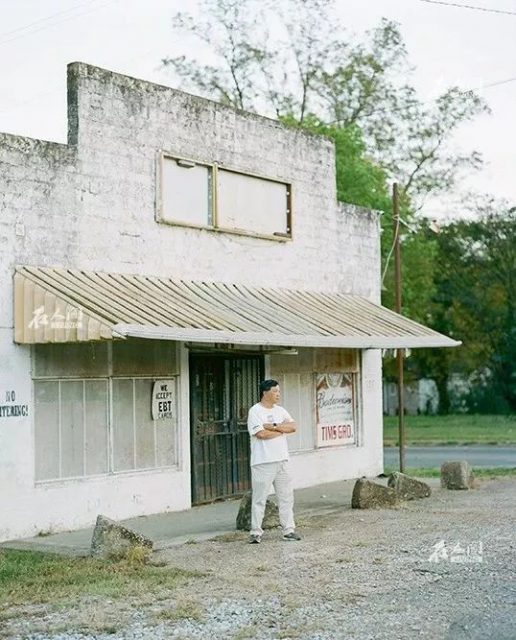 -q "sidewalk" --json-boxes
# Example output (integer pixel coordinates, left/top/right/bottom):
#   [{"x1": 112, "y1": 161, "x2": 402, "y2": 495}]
[
  {"x1": 2, "y1": 477, "x2": 423, "y2": 556},
  {"x1": 3, "y1": 477, "x2": 442, "y2": 556}
]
